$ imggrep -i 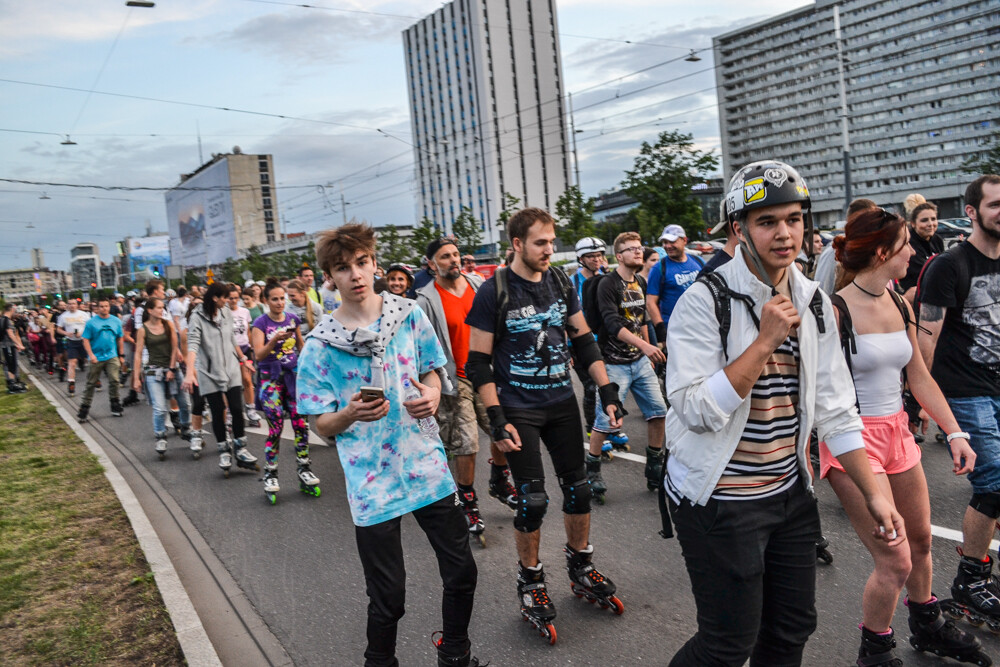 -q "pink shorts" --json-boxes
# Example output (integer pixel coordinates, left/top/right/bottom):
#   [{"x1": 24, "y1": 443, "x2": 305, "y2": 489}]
[{"x1": 819, "y1": 407, "x2": 922, "y2": 479}]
